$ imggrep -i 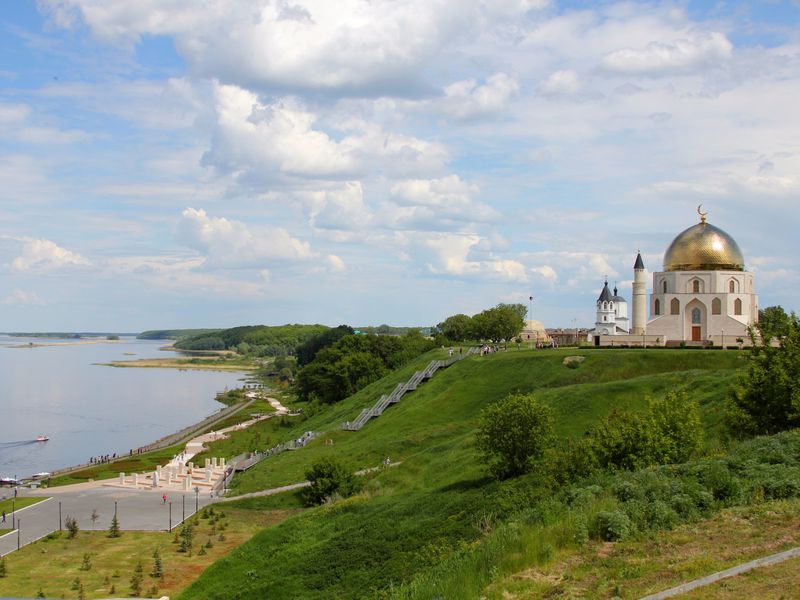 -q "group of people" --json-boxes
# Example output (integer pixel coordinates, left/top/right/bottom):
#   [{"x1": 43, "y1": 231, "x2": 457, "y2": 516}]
[{"x1": 88, "y1": 453, "x2": 116, "y2": 464}]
